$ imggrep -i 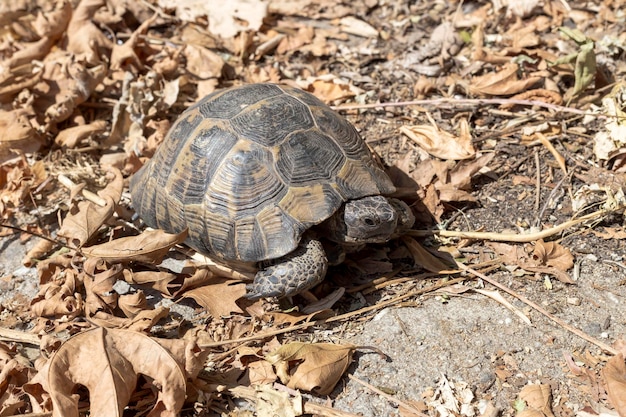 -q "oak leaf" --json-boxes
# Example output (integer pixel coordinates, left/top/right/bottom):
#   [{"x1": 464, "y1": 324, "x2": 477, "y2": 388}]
[
  {"x1": 46, "y1": 327, "x2": 187, "y2": 417},
  {"x1": 81, "y1": 229, "x2": 188, "y2": 264},
  {"x1": 266, "y1": 342, "x2": 355, "y2": 395},
  {"x1": 602, "y1": 354, "x2": 626, "y2": 417}
]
